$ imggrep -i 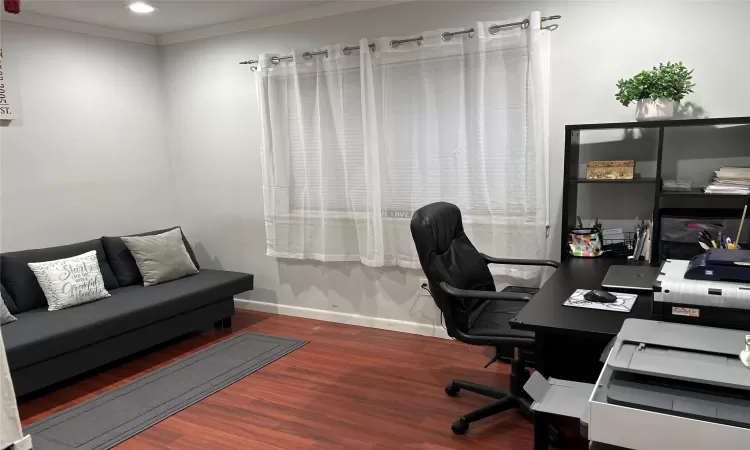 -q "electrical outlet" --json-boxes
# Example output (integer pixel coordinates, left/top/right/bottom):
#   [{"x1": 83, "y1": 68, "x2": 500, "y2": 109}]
[{"x1": 418, "y1": 277, "x2": 431, "y2": 296}]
